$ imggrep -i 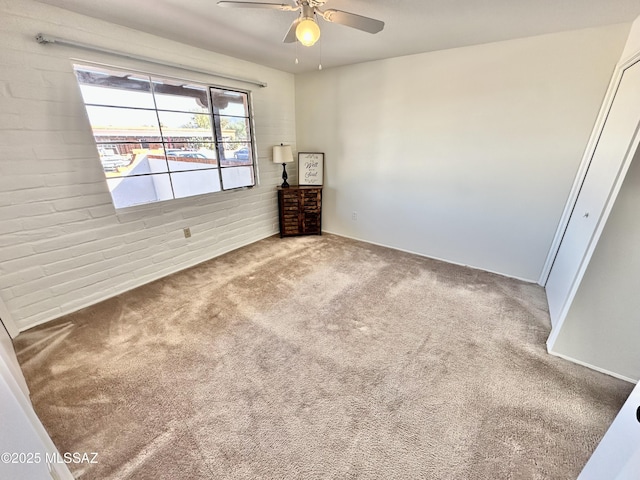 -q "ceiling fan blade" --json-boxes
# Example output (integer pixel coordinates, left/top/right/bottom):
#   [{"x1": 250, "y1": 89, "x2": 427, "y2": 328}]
[
  {"x1": 217, "y1": 1, "x2": 297, "y2": 11},
  {"x1": 282, "y1": 18, "x2": 300, "y2": 43},
  {"x1": 320, "y1": 9, "x2": 384, "y2": 34}
]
